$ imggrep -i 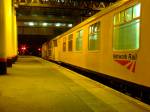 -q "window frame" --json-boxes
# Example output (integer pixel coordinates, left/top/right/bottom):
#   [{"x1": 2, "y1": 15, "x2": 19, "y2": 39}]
[
  {"x1": 62, "y1": 37, "x2": 66, "y2": 52},
  {"x1": 113, "y1": 3, "x2": 141, "y2": 51},
  {"x1": 68, "y1": 34, "x2": 73, "y2": 52},
  {"x1": 76, "y1": 30, "x2": 83, "y2": 51},
  {"x1": 88, "y1": 21, "x2": 101, "y2": 51}
]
